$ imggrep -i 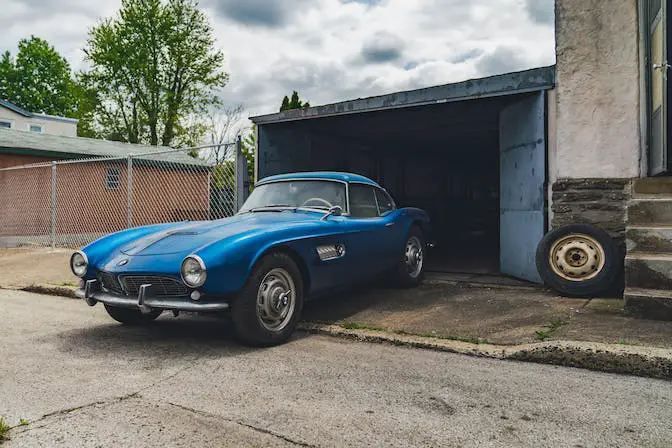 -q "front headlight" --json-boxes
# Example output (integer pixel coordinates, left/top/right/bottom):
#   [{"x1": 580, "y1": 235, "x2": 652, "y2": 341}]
[
  {"x1": 70, "y1": 251, "x2": 88, "y2": 277},
  {"x1": 181, "y1": 255, "x2": 207, "y2": 287}
]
